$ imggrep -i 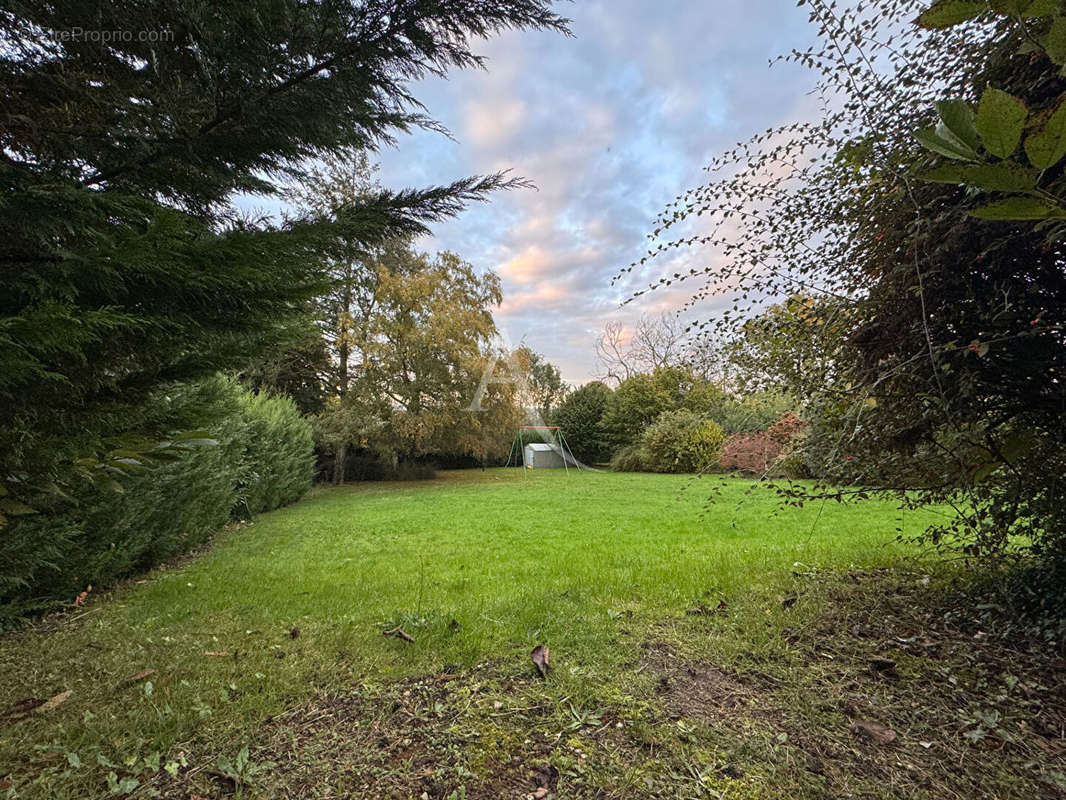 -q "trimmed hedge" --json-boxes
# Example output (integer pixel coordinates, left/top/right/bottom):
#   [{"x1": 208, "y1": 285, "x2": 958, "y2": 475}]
[{"x1": 0, "y1": 376, "x2": 312, "y2": 622}]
